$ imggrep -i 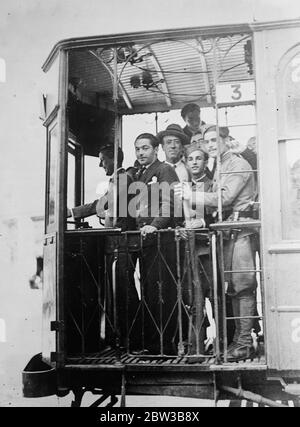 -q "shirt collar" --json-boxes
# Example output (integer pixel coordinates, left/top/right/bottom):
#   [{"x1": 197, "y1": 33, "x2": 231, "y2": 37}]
[
  {"x1": 192, "y1": 174, "x2": 206, "y2": 184},
  {"x1": 165, "y1": 159, "x2": 184, "y2": 168}
]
